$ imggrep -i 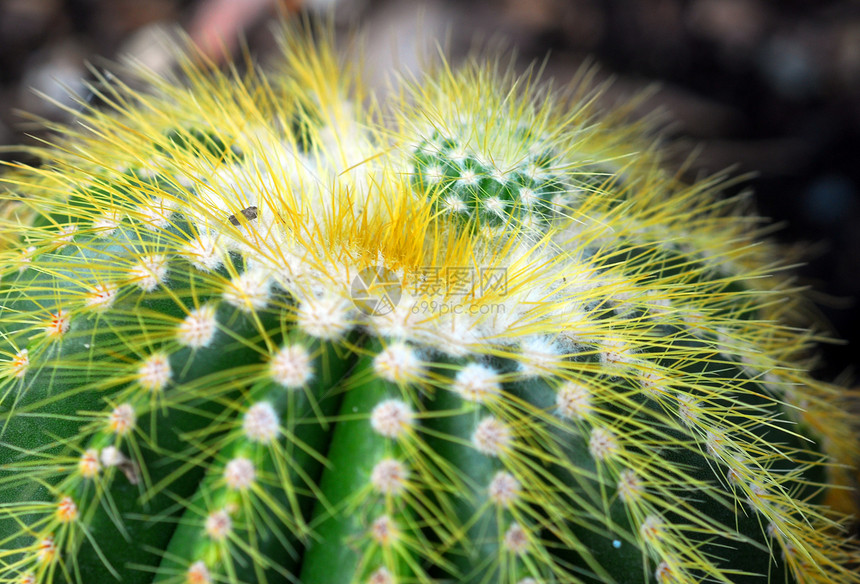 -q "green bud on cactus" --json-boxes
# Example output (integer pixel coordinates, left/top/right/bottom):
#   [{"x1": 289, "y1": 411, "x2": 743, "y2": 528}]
[{"x1": 1, "y1": 23, "x2": 859, "y2": 584}]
